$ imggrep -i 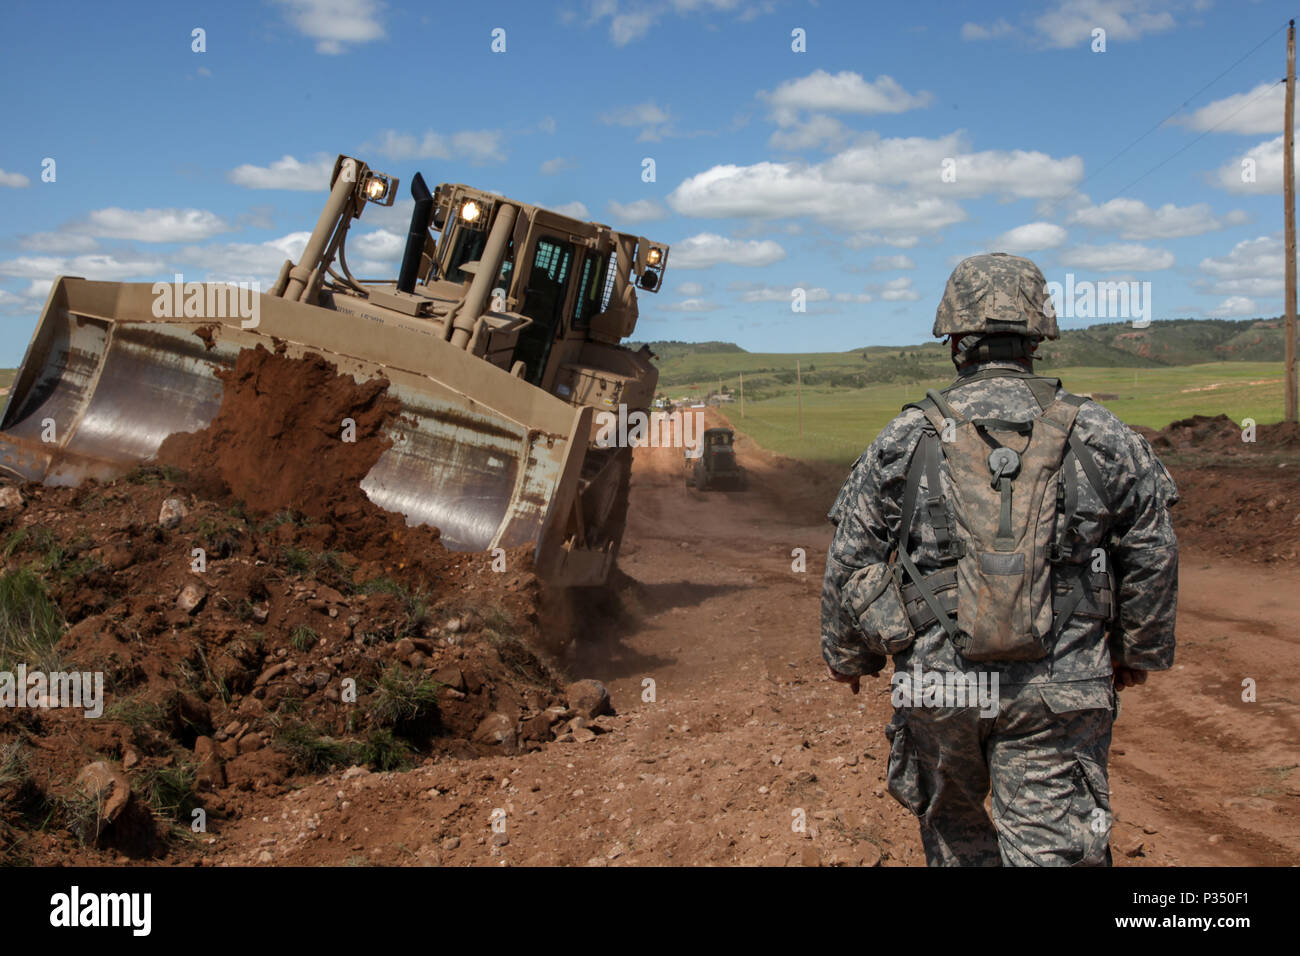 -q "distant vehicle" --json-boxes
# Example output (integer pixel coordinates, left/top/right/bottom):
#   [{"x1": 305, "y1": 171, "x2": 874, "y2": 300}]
[{"x1": 685, "y1": 427, "x2": 745, "y2": 490}]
